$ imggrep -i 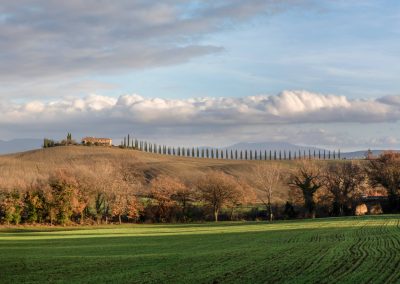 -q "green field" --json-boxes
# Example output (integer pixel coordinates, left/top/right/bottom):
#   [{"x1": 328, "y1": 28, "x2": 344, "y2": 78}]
[{"x1": 1, "y1": 215, "x2": 400, "y2": 283}]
